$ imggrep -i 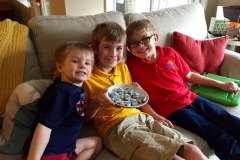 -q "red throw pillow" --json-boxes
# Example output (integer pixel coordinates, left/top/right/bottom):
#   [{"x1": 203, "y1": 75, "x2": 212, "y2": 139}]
[{"x1": 172, "y1": 31, "x2": 228, "y2": 74}]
